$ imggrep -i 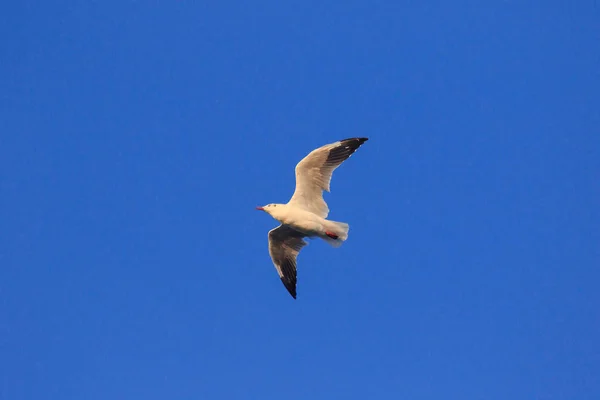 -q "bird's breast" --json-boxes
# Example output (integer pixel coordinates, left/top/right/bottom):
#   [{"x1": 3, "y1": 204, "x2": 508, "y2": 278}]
[{"x1": 280, "y1": 207, "x2": 324, "y2": 236}]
